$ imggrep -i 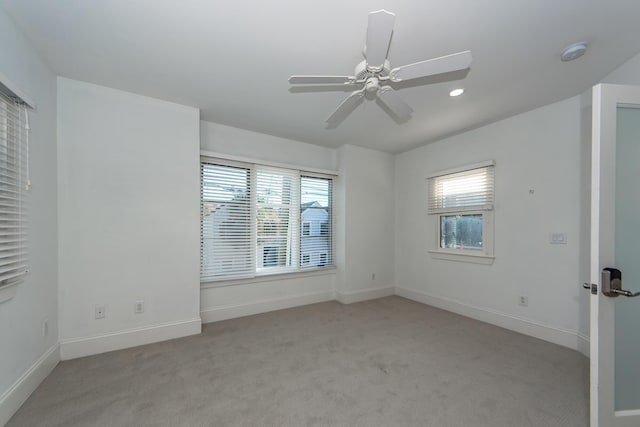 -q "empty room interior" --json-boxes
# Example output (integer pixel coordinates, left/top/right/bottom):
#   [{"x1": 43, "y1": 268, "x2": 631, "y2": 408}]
[{"x1": 1, "y1": 1, "x2": 640, "y2": 426}]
